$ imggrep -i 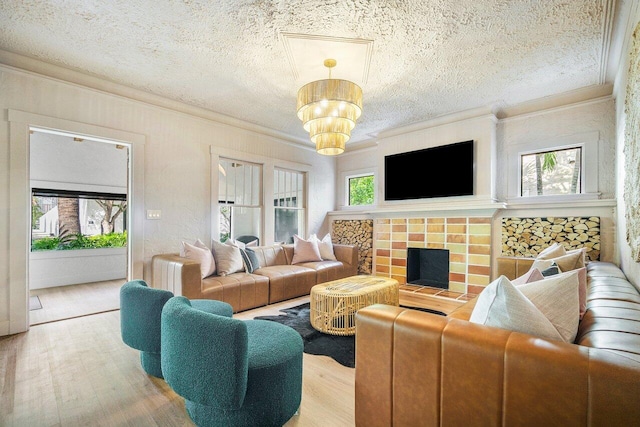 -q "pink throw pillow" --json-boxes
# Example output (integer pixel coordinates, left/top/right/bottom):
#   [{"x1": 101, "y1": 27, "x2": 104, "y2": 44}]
[{"x1": 512, "y1": 268, "x2": 544, "y2": 286}]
